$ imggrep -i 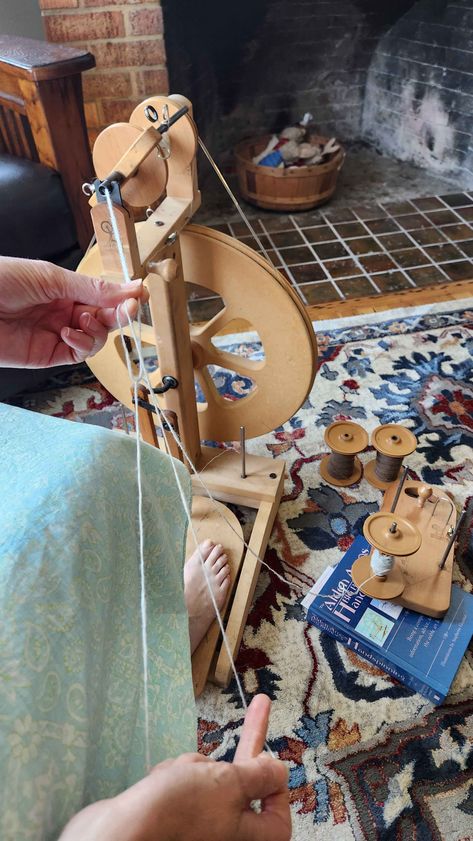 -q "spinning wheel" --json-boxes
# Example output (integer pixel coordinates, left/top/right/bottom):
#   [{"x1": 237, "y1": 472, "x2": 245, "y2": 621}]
[
  {"x1": 79, "y1": 93, "x2": 318, "y2": 694},
  {"x1": 80, "y1": 225, "x2": 317, "y2": 443}
]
